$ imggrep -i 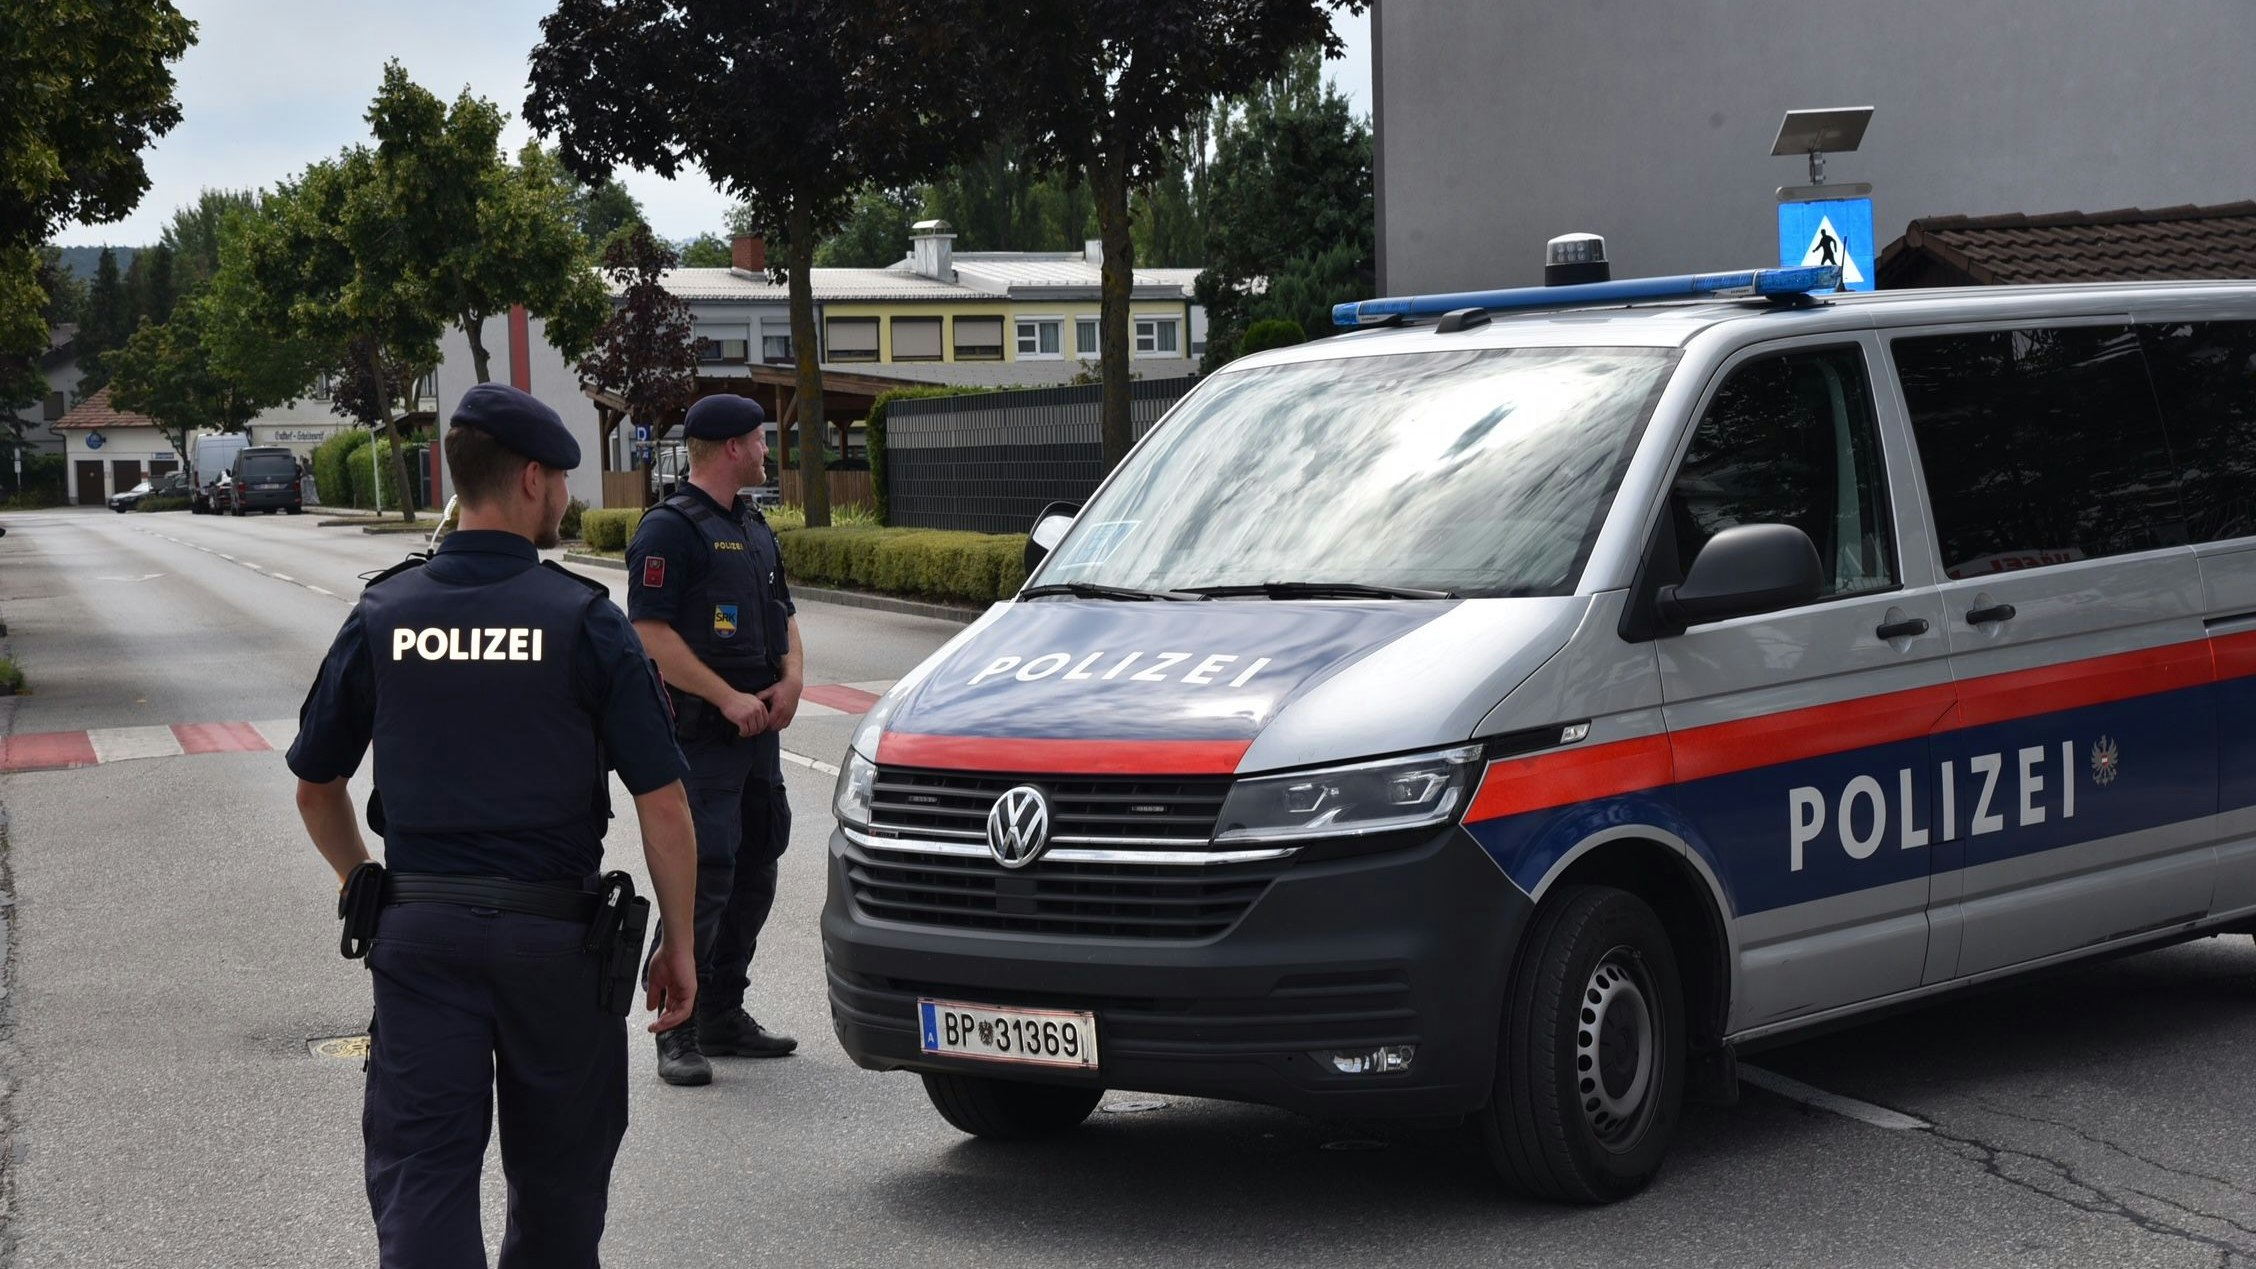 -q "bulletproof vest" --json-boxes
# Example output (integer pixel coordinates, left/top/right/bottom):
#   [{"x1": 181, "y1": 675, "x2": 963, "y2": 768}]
[
  {"x1": 360, "y1": 560, "x2": 608, "y2": 838},
  {"x1": 651, "y1": 491, "x2": 786, "y2": 692}
]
